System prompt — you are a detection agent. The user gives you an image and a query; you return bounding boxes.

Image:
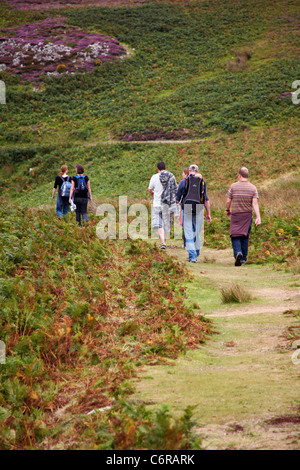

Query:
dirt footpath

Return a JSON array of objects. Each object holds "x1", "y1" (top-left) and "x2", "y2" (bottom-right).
[{"x1": 134, "y1": 245, "x2": 300, "y2": 450}]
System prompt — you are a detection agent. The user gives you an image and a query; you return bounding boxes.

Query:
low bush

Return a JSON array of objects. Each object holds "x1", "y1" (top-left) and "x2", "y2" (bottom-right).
[{"x1": 220, "y1": 283, "x2": 253, "y2": 304}]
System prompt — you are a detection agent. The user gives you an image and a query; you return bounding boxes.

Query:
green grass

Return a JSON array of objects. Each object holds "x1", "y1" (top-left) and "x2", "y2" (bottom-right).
[
  {"x1": 133, "y1": 249, "x2": 300, "y2": 435},
  {"x1": 1, "y1": 123, "x2": 299, "y2": 203},
  {"x1": 205, "y1": 208, "x2": 300, "y2": 271},
  {"x1": 0, "y1": 0, "x2": 299, "y2": 146}
]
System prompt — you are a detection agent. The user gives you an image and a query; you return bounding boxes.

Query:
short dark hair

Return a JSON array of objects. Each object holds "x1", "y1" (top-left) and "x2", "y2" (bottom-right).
[
  {"x1": 238, "y1": 167, "x2": 249, "y2": 178},
  {"x1": 157, "y1": 161, "x2": 166, "y2": 171},
  {"x1": 76, "y1": 164, "x2": 84, "y2": 174}
]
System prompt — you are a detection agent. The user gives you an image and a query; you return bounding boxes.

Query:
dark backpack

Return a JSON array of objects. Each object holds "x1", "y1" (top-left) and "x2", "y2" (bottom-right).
[
  {"x1": 182, "y1": 175, "x2": 205, "y2": 208},
  {"x1": 75, "y1": 175, "x2": 88, "y2": 194},
  {"x1": 59, "y1": 176, "x2": 72, "y2": 198}
]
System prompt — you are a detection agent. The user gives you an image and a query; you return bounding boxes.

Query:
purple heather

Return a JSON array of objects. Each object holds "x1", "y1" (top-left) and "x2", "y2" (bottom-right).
[{"x1": 0, "y1": 17, "x2": 127, "y2": 81}]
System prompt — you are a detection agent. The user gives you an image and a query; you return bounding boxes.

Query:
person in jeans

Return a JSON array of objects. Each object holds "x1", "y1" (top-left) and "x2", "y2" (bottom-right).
[
  {"x1": 177, "y1": 164, "x2": 211, "y2": 263},
  {"x1": 69, "y1": 164, "x2": 92, "y2": 226},
  {"x1": 52, "y1": 165, "x2": 71, "y2": 218},
  {"x1": 177, "y1": 168, "x2": 189, "y2": 247},
  {"x1": 226, "y1": 167, "x2": 261, "y2": 266}
]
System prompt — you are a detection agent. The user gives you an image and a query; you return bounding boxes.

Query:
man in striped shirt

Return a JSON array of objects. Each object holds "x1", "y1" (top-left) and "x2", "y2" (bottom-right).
[{"x1": 226, "y1": 167, "x2": 261, "y2": 266}]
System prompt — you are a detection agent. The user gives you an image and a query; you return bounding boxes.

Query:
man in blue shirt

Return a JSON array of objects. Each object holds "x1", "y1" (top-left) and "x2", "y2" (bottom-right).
[{"x1": 177, "y1": 164, "x2": 211, "y2": 262}]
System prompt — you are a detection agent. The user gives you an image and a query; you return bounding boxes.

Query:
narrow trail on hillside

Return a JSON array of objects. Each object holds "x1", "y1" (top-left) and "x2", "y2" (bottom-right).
[{"x1": 134, "y1": 245, "x2": 300, "y2": 450}]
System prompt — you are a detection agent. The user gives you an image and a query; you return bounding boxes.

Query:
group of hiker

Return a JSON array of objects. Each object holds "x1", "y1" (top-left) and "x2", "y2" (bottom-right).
[
  {"x1": 149, "y1": 161, "x2": 261, "y2": 266},
  {"x1": 53, "y1": 161, "x2": 261, "y2": 266},
  {"x1": 52, "y1": 164, "x2": 92, "y2": 227}
]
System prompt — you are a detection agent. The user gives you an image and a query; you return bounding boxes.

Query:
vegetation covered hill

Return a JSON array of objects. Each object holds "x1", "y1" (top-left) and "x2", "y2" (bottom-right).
[{"x1": 1, "y1": 0, "x2": 299, "y2": 145}]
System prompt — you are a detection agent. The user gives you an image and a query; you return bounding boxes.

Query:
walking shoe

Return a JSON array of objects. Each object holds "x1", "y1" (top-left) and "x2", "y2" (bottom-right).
[
  {"x1": 159, "y1": 243, "x2": 166, "y2": 250},
  {"x1": 235, "y1": 252, "x2": 242, "y2": 266}
]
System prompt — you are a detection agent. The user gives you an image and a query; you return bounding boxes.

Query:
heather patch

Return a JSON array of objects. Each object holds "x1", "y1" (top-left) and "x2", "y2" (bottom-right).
[
  {"x1": 0, "y1": 17, "x2": 127, "y2": 81},
  {"x1": 8, "y1": 0, "x2": 147, "y2": 9},
  {"x1": 119, "y1": 127, "x2": 201, "y2": 142}
]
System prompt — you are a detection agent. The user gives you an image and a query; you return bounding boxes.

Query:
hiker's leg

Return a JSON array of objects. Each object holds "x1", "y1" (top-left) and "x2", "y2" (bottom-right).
[
  {"x1": 81, "y1": 198, "x2": 88, "y2": 224},
  {"x1": 241, "y1": 219, "x2": 252, "y2": 262},
  {"x1": 161, "y1": 204, "x2": 171, "y2": 241},
  {"x1": 152, "y1": 207, "x2": 165, "y2": 244},
  {"x1": 183, "y1": 206, "x2": 197, "y2": 262},
  {"x1": 158, "y1": 227, "x2": 165, "y2": 244},
  {"x1": 194, "y1": 206, "x2": 204, "y2": 258},
  {"x1": 56, "y1": 194, "x2": 63, "y2": 218},
  {"x1": 157, "y1": 211, "x2": 165, "y2": 244},
  {"x1": 181, "y1": 209, "x2": 186, "y2": 247},
  {"x1": 231, "y1": 236, "x2": 242, "y2": 258},
  {"x1": 62, "y1": 197, "x2": 69, "y2": 216},
  {"x1": 74, "y1": 198, "x2": 82, "y2": 226}
]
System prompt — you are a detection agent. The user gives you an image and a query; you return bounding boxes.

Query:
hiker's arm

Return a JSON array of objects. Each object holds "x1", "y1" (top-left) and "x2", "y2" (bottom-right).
[
  {"x1": 176, "y1": 179, "x2": 185, "y2": 203},
  {"x1": 226, "y1": 197, "x2": 232, "y2": 216},
  {"x1": 253, "y1": 198, "x2": 261, "y2": 226},
  {"x1": 149, "y1": 189, "x2": 154, "y2": 196},
  {"x1": 52, "y1": 187, "x2": 56, "y2": 200},
  {"x1": 205, "y1": 200, "x2": 211, "y2": 223},
  {"x1": 69, "y1": 181, "x2": 75, "y2": 203},
  {"x1": 87, "y1": 180, "x2": 92, "y2": 202}
]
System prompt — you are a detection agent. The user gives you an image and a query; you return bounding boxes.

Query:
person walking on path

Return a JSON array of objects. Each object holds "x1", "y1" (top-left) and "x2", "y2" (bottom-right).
[
  {"x1": 69, "y1": 164, "x2": 92, "y2": 226},
  {"x1": 148, "y1": 161, "x2": 177, "y2": 249},
  {"x1": 52, "y1": 165, "x2": 72, "y2": 219},
  {"x1": 177, "y1": 168, "x2": 189, "y2": 248},
  {"x1": 177, "y1": 164, "x2": 211, "y2": 263},
  {"x1": 226, "y1": 166, "x2": 261, "y2": 266}
]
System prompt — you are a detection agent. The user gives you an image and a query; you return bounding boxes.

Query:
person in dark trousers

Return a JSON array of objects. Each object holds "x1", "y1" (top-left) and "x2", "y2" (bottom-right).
[
  {"x1": 69, "y1": 164, "x2": 92, "y2": 226},
  {"x1": 226, "y1": 167, "x2": 261, "y2": 266},
  {"x1": 52, "y1": 165, "x2": 71, "y2": 218}
]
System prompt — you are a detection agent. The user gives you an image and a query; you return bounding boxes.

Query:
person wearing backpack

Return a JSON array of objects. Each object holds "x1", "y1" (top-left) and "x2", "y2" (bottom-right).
[
  {"x1": 52, "y1": 165, "x2": 72, "y2": 218},
  {"x1": 69, "y1": 164, "x2": 92, "y2": 226},
  {"x1": 177, "y1": 164, "x2": 211, "y2": 263}
]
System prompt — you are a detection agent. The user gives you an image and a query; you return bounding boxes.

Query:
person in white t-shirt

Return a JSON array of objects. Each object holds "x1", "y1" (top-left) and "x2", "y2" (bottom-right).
[{"x1": 148, "y1": 161, "x2": 174, "y2": 249}]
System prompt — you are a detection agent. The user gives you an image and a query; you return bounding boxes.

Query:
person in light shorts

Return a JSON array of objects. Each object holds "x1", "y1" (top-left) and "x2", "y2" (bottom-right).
[{"x1": 149, "y1": 161, "x2": 177, "y2": 249}]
